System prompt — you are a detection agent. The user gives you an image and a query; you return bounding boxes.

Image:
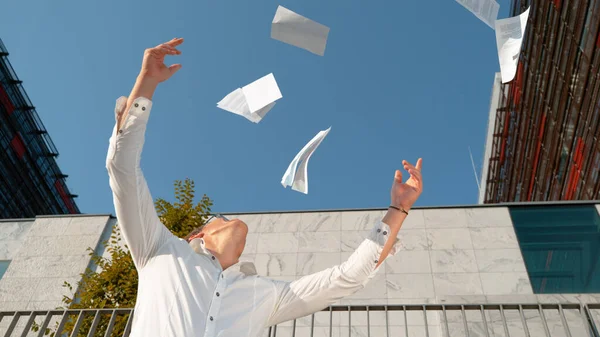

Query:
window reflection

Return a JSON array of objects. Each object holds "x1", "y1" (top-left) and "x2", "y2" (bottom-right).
[{"x1": 510, "y1": 205, "x2": 600, "y2": 293}]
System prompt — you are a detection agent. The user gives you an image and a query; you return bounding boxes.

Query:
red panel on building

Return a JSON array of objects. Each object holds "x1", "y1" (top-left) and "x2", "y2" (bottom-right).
[
  {"x1": 54, "y1": 179, "x2": 77, "y2": 214},
  {"x1": 554, "y1": 0, "x2": 562, "y2": 9},
  {"x1": 0, "y1": 83, "x2": 15, "y2": 115},
  {"x1": 513, "y1": 63, "x2": 524, "y2": 107},
  {"x1": 10, "y1": 133, "x2": 26, "y2": 159},
  {"x1": 564, "y1": 138, "x2": 585, "y2": 200},
  {"x1": 527, "y1": 114, "x2": 546, "y2": 201},
  {"x1": 571, "y1": 138, "x2": 585, "y2": 198}
]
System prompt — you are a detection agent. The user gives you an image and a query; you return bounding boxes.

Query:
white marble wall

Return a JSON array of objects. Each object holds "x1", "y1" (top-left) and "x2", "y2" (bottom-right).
[
  {"x1": 0, "y1": 220, "x2": 34, "y2": 260},
  {"x1": 232, "y1": 207, "x2": 534, "y2": 305},
  {"x1": 233, "y1": 207, "x2": 537, "y2": 337},
  {"x1": 0, "y1": 216, "x2": 112, "y2": 310}
]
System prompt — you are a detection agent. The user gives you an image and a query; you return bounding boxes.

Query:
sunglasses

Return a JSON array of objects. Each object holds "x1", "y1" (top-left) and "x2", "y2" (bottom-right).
[
  {"x1": 186, "y1": 214, "x2": 231, "y2": 243},
  {"x1": 204, "y1": 213, "x2": 230, "y2": 224}
]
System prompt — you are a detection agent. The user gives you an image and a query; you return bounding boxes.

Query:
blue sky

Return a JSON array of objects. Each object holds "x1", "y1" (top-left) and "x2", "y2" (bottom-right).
[{"x1": 0, "y1": 0, "x2": 510, "y2": 214}]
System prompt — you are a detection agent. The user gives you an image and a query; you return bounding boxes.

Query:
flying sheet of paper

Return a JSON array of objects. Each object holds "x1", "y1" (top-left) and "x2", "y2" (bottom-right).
[
  {"x1": 281, "y1": 127, "x2": 331, "y2": 194},
  {"x1": 271, "y1": 5, "x2": 330, "y2": 56},
  {"x1": 495, "y1": 7, "x2": 530, "y2": 83},
  {"x1": 217, "y1": 73, "x2": 282, "y2": 123},
  {"x1": 456, "y1": 0, "x2": 500, "y2": 29}
]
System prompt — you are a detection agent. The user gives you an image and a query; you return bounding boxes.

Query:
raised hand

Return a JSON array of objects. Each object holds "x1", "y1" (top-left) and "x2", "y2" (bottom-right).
[
  {"x1": 140, "y1": 38, "x2": 184, "y2": 83},
  {"x1": 117, "y1": 38, "x2": 184, "y2": 131},
  {"x1": 390, "y1": 158, "x2": 423, "y2": 210}
]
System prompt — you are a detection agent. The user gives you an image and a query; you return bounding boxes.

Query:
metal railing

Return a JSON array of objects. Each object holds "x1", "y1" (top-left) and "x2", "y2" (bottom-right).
[{"x1": 1, "y1": 303, "x2": 599, "y2": 337}]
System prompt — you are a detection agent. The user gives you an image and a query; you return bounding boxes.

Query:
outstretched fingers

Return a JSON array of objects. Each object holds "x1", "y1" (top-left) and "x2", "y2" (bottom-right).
[
  {"x1": 149, "y1": 38, "x2": 184, "y2": 57},
  {"x1": 409, "y1": 168, "x2": 422, "y2": 183},
  {"x1": 403, "y1": 159, "x2": 423, "y2": 173},
  {"x1": 402, "y1": 160, "x2": 416, "y2": 172},
  {"x1": 394, "y1": 169, "x2": 403, "y2": 182},
  {"x1": 168, "y1": 63, "x2": 182, "y2": 74},
  {"x1": 403, "y1": 159, "x2": 423, "y2": 186},
  {"x1": 165, "y1": 37, "x2": 184, "y2": 47},
  {"x1": 156, "y1": 44, "x2": 181, "y2": 55}
]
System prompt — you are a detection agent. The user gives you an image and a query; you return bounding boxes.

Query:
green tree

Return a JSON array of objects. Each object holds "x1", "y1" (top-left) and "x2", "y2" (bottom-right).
[{"x1": 32, "y1": 178, "x2": 213, "y2": 337}]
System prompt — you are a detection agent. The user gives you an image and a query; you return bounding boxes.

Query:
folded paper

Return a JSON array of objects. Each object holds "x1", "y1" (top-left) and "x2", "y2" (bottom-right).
[
  {"x1": 271, "y1": 6, "x2": 330, "y2": 56},
  {"x1": 281, "y1": 127, "x2": 331, "y2": 194},
  {"x1": 217, "y1": 73, "x2": 282, "y2": 123}
]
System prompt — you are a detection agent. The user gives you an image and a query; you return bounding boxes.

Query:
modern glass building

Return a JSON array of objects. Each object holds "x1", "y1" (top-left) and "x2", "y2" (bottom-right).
[
  {"x1": 480, "y1": 0, "x2": 600, "y2": 203},
  {"x1": 0, "y1": 38, "x2": 79, "y2": 218}
]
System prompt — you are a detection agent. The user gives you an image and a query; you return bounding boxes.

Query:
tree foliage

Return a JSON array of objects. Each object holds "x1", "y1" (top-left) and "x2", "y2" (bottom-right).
[{"x1": 32, "y1": 178, "x2": 213, "y2": 336}]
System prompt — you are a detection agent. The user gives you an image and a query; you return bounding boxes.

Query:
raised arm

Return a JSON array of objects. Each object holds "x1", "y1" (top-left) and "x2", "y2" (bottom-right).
[
  {"x1": 267, "y1": 159, "x2": 423, "y2": 326},
  {"x1": 105, "y1": 38, "x2": 184, "y2": 269}
]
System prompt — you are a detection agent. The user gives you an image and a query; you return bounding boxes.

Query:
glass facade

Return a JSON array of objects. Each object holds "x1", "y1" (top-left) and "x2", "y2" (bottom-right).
[
  {"x1": 0, "y1": 39, "x2": 79, "y2": 218},
  {"x1": 510, "y1": 204, "x2": 600, "y2": 293},
  {"x1": 483, "y1": 0, "x2": 600, "y2": 203}
]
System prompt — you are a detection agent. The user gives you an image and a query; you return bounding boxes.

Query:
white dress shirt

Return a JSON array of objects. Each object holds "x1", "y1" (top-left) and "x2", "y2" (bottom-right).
[{"x1": 105, "y1": 96, "x2": 400, "y2": 337}]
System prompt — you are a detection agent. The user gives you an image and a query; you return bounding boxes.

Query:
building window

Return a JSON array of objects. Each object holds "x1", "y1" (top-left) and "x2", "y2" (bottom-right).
[
  {"x1": 509, "y1": 205, "x2": 600, "y2": 293},
  {"x1": 0, "y1": 83, "x2": 15, "y2": 115},
  {"x1": 10, "y1": 133, "x2": 26, "y2": 159},
  {"x1": 0, "y1": 260, "x2": 10, "y2": 279},
  {"x1": 54, "y1": 179, "x2": 76, "y2": 214}
]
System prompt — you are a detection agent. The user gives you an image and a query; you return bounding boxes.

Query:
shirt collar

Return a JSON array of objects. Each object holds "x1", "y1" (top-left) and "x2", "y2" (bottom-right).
[{"x1": 189, "y1": 238, "x2": 257, "y2": 276}]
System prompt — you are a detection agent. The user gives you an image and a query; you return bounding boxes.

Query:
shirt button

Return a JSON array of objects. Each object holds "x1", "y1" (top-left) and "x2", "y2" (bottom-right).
[
  {"x1": 212, "y1": 256, "x2": 216, "y2": 260},
  {"x1": 383, "y1": 231, "x2": 388, "y2": 235},
  {"x1": 142, "y1": 106, "x2": 146, "y2": 111},
  {"x1": 118, "y1": 130, "x2": 123, "y2": 134},
  {"x1": 216, "y1": 292, "x2": 220, "y2": 297},
  {"x1": 210, "y1": 316, "x2": 214, "y2": 321},
  {"x1": 221, "y1": 274, "x2": 224, "y2": 279},
  {"x1": 134, "y1": 103, "x2": 139, "y2": 108},
  {"x1": 376, "y1": 229, "x2": 381, "y2": 233},
  {"x1": 374, "y1": 260, "x2": 378, "y2": 264}
]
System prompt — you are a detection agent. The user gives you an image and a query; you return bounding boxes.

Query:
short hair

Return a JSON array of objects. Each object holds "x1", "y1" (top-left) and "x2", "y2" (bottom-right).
[{"x1": 184, "y1": 226, "x2": 203, "y2": 242}]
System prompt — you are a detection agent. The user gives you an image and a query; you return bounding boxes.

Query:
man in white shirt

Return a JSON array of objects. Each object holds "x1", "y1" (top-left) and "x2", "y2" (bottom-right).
[{"x1": 106, "y1": 38, "x2": 424, "y2": 337}]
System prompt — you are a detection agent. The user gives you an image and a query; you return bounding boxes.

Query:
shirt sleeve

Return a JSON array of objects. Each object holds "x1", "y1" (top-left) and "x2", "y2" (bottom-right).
[
  {"x1": 266, "y1": 221, "x2": 399, "y2": 326},
  {"x1": 105, "y1": 96, "x2": 173, "y2": 270}
]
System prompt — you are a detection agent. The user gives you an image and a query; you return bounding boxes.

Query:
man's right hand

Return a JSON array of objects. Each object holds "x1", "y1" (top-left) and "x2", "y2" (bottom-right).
[
  {"x1": 139, "y1": 38, "x2": 183, "y2": 83},
  {"x1": 118, "y1": 38, "x2": 183, "y2": 130}
]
